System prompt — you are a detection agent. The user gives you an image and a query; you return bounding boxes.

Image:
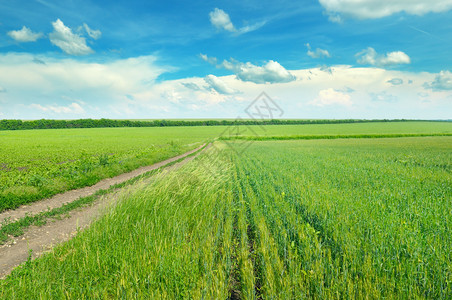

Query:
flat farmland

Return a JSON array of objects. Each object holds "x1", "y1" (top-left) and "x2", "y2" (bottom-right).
[
  {"x1": 2, "y1": 122, "x2": 450, "y2": 212},
  {"x1": 1, "y1": 126, "x2": 450, "y2": 298},
  {"x1": 0, "y1": 126, "x2": 221, "y2": 211}
]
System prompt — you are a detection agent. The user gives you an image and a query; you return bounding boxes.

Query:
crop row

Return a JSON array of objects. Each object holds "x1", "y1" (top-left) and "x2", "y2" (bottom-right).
[{"x1": 1, "y1": 137, "x2": 450, "y2": 298}]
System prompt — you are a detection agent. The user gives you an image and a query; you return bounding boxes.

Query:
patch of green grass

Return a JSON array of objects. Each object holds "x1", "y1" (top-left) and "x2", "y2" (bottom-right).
[
  {"x1": 0, "y1": 127, "x2": 217, "y2": 211},
  {"x1": 1, "y1": 122, "x2": 450, "y2": 212},
  {"x1": 220, "y1": 132, "x2": 452, "y2": 141},
  {"x1": 0, "y1": 143, "x2": 208, "y2": 245},
  {"x1": 1, "y1": 137, "x2": 450, "y2": 298}
]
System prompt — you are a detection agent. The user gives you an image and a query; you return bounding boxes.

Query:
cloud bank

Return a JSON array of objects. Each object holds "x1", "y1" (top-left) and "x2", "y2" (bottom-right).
[
  {"x1": 423, "y1": 70, "x2": 452, "y2": 91},
  {"x1": 0, "y1": 53, "x2": 450, "y2": 119},
  {"x1": 319, "y1": 0, "x2": 452, "y2": 22},
  {"x1": 310, "y1": 88, "x2": 352, "y2": 106},
  {"x1": 30, "y1": 102, "x2": 85, "y2": 114}
]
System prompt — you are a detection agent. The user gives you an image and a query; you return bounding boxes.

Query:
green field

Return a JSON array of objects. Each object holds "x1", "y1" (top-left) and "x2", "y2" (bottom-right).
[
  {"x1": 0, "y1": 127, "x2": 221, "y2": 211},
  {"x1": 1, "y1": 122, "x2": 450, "y2": 298},
  {"x1": 2, "y1": 122, "x2": 450, "y2": 212}
]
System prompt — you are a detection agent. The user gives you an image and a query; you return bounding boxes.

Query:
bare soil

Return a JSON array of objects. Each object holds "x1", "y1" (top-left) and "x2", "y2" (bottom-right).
[{"x1": 0, "y1": 143, "x2": 208, "y2": 278}]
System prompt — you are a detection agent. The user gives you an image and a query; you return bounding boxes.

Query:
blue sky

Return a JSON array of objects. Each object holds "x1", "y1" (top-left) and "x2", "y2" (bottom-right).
[{"x1": 0, "y1": 0, "x2": 451, "y2": 119}]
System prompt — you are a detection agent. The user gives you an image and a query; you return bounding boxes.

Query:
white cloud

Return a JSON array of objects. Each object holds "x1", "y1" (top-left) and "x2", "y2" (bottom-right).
[
  {"x1": 181, "y1": 82, "x2": 201, "y2": 91},
  {"x1": 319, "y1": 0, "x2": 452, "y2": 22},
  {"x1": 29, "y1": 102, "x2": 85, "y2": 114},
  {"x1": 49, "y1": 19, "x2": 93, "y2": 55},
  {"x1": 204, "y1": 74, "x2": 239, "y2": 95},
  {"x1": 82, "y1": 23, "x2": 101, "y2": 40},
  {"x1": 0, "y1": 53, "x2": 450, "y2": 119},
  {"x1": 220, "y1": 58, "x2": 296, "y2": 84},
  {"x1": 209, "y1": 8, "x2": 236, "y2": 32},
  {"x1": 370, "y1": 91, "x2": 398, "y2": 102},
  {"x1": 7, "y1": 26, "x2": 43, "y2": 42},
  {"x1": 309, "y1": 88, "x2": 352, "y2": 106},
  {"x1": 387, "y1": 78, "x2": 404, "y2": 85},
  {"x1": 161, "y1": 90, "x2": 183, "y2": 104},
  {"x1": 380, "y1": 51, "x2": 411, "y2": 66},
  {"x1": 306, "y1": 43, "x2": 331, "y2": 58},
  {"x1": 0, "y1": 53, "x2": 168, "y2": 118},
  {"x1": 0, "y1": 87, "x2": 6, "y2": 93},
  {"x1": 200, "y1": 53, "x2": 217, "y2": 64},
  {"x1": 356, "y1": 47, "x2": 410, "y2": 67},
  {"x1": 209, "y1": 8, "x2": 265, "y2": 34},
  {"x1": 423, "y1": 70, "x2": 452, "y2": 91},
  {"x1": 238, "y1": 21, "x2": 266, "y2": 34}
]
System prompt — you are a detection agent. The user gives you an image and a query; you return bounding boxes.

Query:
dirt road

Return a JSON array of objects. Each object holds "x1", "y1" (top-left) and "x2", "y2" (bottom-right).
[{"x1": 0, "y1": 143, "x2": 209, "y2": 278}]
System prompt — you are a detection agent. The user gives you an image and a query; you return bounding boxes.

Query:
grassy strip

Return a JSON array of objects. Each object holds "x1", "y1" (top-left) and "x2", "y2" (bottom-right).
[
  {"x1": 219, "y1": 132, "x2": 452, "y2": 141},
  {"x1": 0, "y1": 143, "x2": 208, "y2": 245},
  {"x1": 1, "y1": 144, "x2": 234, "y2": 298}
]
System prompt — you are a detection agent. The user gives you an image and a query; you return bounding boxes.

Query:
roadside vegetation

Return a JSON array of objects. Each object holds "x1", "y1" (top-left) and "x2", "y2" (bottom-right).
[{"x1": 2, "y1": 136, "x2": 450, "y2": 299}]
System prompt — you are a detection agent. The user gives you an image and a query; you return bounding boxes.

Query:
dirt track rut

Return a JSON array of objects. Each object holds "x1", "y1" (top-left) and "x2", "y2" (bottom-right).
[
  {"x1": 0, "y1": 143, "x2": 208, "y2": 278},
  {"x1": 0, "y1": 143, "x2": 205, "y2": 226}
]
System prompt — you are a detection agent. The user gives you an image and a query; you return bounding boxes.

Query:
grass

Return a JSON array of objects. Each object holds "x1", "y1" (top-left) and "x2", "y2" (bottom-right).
[
  {"x1": 0, "y1": 143, "x2": 208, "y2": 245},
  {"x1": 219, "y1": 132, "x2": 452, "y2": 141},
  {"x1": 1, "y1": 136, "x2": 450, "y2": 298},
  {"x1": 3, "y1": 121, "x2": 449, "y2": 212},
  {"x1": 0, "y1": 126, "x2": 219, "y2": 212}
]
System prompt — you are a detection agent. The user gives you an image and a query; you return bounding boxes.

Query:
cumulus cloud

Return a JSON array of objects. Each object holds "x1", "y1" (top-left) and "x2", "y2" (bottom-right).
[
  {"x1": 423, "y1": 70, "x2": 452, "y2": 91},
  {"x1": 7, "y1": 26, "x2": 43, "y2": 42},
  {"x1": 309, "y1": 88, "x2": 352, "y2": 107},
  {"x1": 387, "y1": 78, "x2": 404, "y2": 85},
  {"x1": 306, "y1": 43, "x2": 331, "y2": 58},
  {"x1": 356, "y1": 47, "x2": 410, "y2": 67},
  {"x1": 204, "y1": 74, "x2": 239, "y2": 95},
  {"x1": 209, "y1": 8, "x2": 265, "y2": 34},
  {"x1": 319, "y1": 0, "x2": 452, "y2": 22},
  {"x1": 82, "y1": 23, "x2": 101, "y2": 40},
  {"x1": 49, "y1": 19, "x2": 93, "y2": 55},
  {"x1": 29, "y1": 102, "x2": 85, "y2": 114},
  {"x1": 219, "y1": 58, "x2": 295, "y2": 84},
  {"x1": 209, "y1": 8, "x2": 236, "y2": 32}
]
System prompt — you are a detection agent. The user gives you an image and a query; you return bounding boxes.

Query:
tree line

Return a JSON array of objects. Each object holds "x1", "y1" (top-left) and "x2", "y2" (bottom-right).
[{"x1": 0, "y1": 118, "x2": 438, "y2": 131}]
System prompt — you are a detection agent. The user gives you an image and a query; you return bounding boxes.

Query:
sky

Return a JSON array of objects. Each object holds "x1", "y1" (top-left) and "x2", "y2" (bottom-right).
[{"x1": 0, "y1": 0, "x2": 451, "y2": 120}]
